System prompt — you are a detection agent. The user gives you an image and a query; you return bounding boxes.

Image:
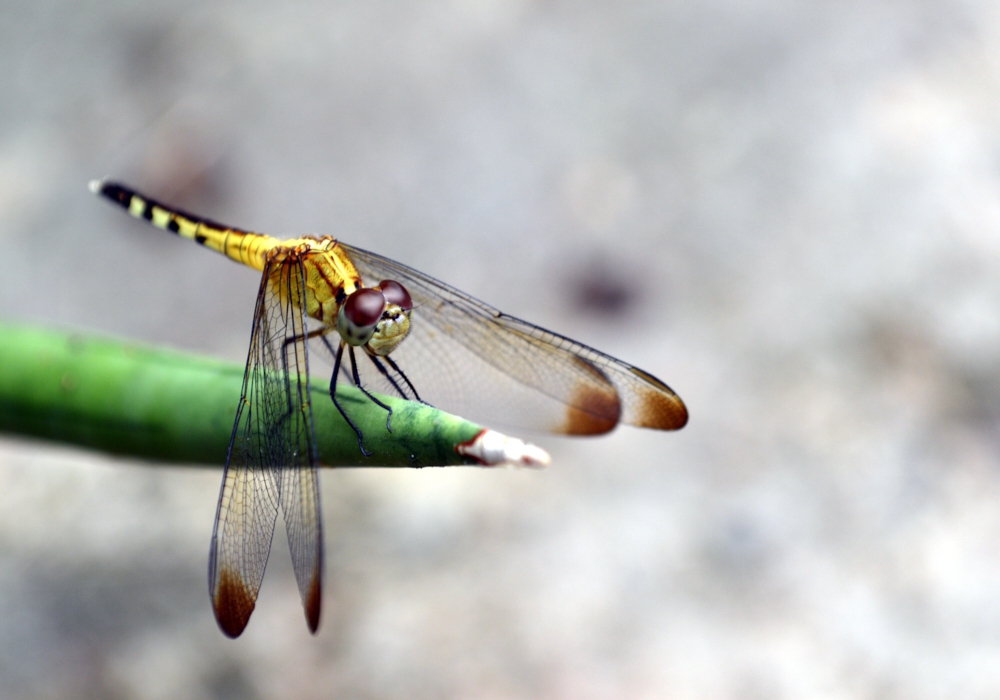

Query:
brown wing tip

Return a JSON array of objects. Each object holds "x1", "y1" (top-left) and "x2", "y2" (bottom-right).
[
  {"x1": 559, "y1": 358, "x2": 622, "y2": 435},
  {"x1": 561, "y1": 395, "x2": 621, "y2": 434},
  {"x1": 630, "y1": 367, "x2": 688, "y2": 430},
  {"x1": 304, "y1": 570, "x2": 322, "y2": 634},
  {"x1": 213, "y1": 567, "x2": 257, "y2": 638},
  {"x1": 638, "y1": 391, "x2": 688, "y2": 429}
]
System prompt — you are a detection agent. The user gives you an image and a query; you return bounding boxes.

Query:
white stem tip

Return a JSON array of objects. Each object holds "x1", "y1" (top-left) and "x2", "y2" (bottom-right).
[{"x1": 456, "y1": 429, "x2": 550, "y2": 469}]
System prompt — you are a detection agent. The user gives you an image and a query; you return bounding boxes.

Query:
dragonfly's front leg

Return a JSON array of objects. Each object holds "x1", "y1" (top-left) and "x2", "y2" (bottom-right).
[
  {"x1": 348, "y1": 346, "x2": 394, "y2": 433},
  {"x1": 366, "y1": 354, "x2": 414, "y2": 403},
  {"x1": 328, "y1": 341, "x2": 373, "y2": 457},
  {"x1": 381, "y1": 354, "x2": 427, "y2": 405}
]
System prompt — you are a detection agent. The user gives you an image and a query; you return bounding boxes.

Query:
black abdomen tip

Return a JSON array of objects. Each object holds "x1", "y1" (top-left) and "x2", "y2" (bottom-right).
[{"x1": 90, "y1": 180, "x2": 134, "y2": 208}]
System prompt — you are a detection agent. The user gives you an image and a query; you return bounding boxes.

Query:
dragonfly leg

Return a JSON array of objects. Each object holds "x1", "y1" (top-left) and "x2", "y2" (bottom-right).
[
  {"x1": 319, "y1": 335, "x2": 352, "y2": 384},
  {"x1": 366, "y1": 354, "x2": 413, "y2": 402},
  {"x1": 330, "y1": 342, "x2": 372, "y2": 457},
  {"x1": 349, "y1": 346, "x2": 394, "y2": 433},
  {"x1": 383, "y1": 354, "x2": 428, "y2": 405}
]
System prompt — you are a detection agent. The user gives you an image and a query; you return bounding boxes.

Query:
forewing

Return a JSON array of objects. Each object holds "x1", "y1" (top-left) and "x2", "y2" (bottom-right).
[
  {"x1": 337, "y1": 242, "x2": 687, "y2": 435},
  {"x1": 208, "y1": 255, "x2": 323, "y2": 638}
]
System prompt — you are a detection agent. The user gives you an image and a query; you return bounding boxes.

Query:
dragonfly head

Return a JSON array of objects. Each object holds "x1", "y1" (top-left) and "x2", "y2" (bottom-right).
[
  {"x1": 337, "y1": 280, "x2": 412, "y2": 355},
  {"x1": 367, "y1": 280, "x2": 412, "y2": 356}
]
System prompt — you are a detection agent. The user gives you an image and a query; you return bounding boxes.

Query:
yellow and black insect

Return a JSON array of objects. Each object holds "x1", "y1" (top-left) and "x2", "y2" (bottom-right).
[{"x1": 92, "y1": 179, "x2": 687, "y2": 638}]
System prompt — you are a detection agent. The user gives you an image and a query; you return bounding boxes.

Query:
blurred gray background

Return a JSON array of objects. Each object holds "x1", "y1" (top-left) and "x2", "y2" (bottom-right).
[{"x1": 2, "y1": 0, "x2": 1000, "y2": 697}]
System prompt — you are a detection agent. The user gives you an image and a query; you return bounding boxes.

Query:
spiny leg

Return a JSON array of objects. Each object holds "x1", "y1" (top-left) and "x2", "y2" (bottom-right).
[
  {"x1": 282, "y1": 326, "x2": 330, "y2": 360},
  {"x1": 329, "y1": 342, "x2": 372, "y2": 457},
  {"x1": 383, "y1": 354, "x2": 426, "y2": 404},
  {"x1": 349, "y1": 346, "x2": 394, "y2": 433},
  {"x1": 366, "y1": 354, "x2": 412, "y2": 401}
]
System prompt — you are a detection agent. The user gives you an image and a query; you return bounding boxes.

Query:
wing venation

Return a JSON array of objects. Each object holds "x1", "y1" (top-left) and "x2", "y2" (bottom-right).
[
  {"x1": 208, "y1": 253, "x2": 324, "y2": 638},
  {"x1": 337, "y1": 242, "x2": 687, "y2": 434}
]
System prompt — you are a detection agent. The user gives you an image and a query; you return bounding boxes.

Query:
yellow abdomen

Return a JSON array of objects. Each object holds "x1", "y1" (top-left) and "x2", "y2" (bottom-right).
[{"x1": 91, "y1": 180, "x2": 363, "y2": 325}]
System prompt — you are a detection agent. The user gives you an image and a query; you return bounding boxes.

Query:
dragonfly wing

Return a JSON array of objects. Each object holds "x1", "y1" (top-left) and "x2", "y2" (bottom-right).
[
  {"x1": 276, "y1": 457, "x2": 323, "y2": 633},
  {"x1": 209, "y1": 255, "x2": 323, "y2": 638},
  {"x1": 271, "y1": 255, "x2": 323, "y2": 635},
  {"x1": 338, "y1": 243, "x2": 687, "y2": 435},
  {"x1": 208, "y1": 456, "x2": 279, "y2": 638}
]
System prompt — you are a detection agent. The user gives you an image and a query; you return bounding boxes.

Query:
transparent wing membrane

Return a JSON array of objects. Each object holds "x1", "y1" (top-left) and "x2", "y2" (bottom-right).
[
  {"x1": 335, "y1": 243, "x2": 688, "y2": 435},
  {"x1": 209, "y1": 255, "x2": 323, "y2": 638}
]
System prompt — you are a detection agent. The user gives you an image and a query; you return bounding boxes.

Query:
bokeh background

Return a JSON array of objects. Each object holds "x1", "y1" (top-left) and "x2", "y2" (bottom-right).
[{"x1": 3, "y1": 0, "x2": 1000, "y2": 697}]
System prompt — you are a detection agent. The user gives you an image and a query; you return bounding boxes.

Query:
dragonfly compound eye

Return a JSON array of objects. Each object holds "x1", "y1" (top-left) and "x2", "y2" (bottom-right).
[
  {"x1": 378, "y1": 280, "x2": 412, "y2": 311},
  {"x1": 338, "y1": 288, "x2": 387, "y2": 346}
]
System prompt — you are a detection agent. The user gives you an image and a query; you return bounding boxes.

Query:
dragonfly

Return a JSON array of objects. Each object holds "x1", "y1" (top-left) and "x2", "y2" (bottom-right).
[{"x1": 91, "y1": 179, "x2": 687, "y2": 638}]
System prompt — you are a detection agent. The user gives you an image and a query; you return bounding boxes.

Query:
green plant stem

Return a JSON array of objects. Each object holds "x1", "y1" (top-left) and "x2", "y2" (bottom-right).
[{"x1": 0, "y1": 324, "x2": 485, "y2": 467}]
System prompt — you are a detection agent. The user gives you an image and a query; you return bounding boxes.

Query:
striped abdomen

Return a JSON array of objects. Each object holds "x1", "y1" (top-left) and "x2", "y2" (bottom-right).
[
  {"x1": 91, "y1": 180, "x2": 365, "y2": 326},
  {"x1": 90, "y1": 180, "x2": 279, "y2": 271}
]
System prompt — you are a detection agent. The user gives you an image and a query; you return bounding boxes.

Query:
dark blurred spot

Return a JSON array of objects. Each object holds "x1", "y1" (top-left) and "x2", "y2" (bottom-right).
[
  {"x1": 140, "y1": 129, "x2": 230, "y2": 216},
  {"x1": 863, "y1": 317, "x2": 933, "y2": 373},
  {"x1": 566, "y1": 256, "x2": 642, "y2": 318},
  {"x1": 577, "y1": 275, "x2": 634, "y2": 314}
]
